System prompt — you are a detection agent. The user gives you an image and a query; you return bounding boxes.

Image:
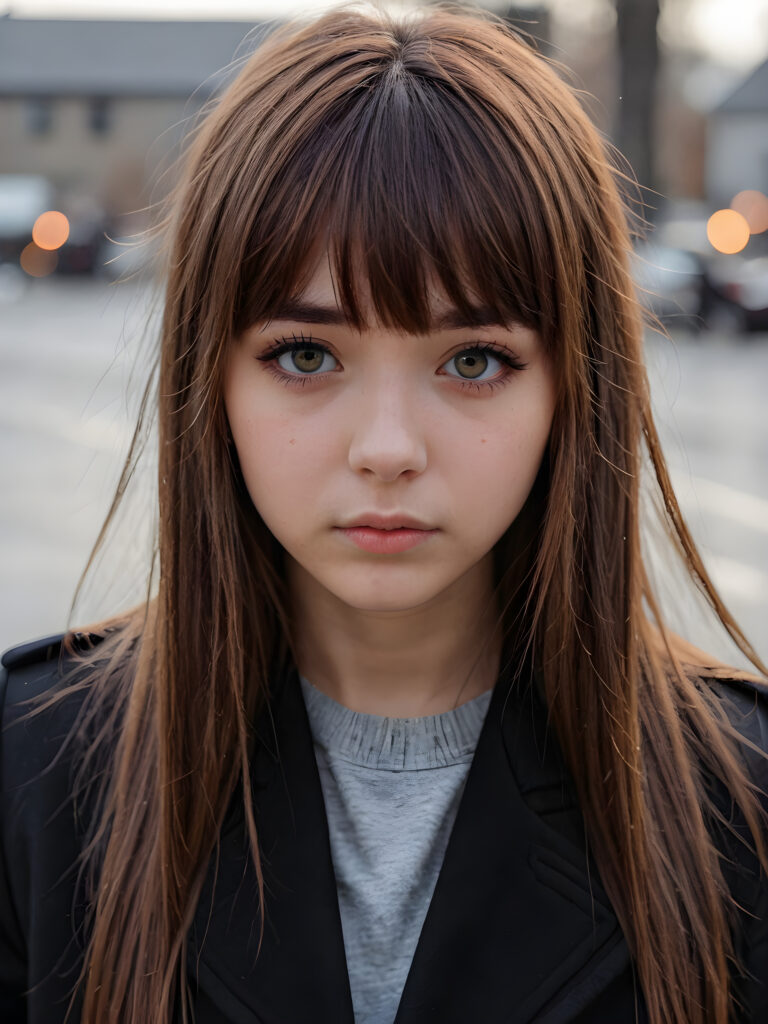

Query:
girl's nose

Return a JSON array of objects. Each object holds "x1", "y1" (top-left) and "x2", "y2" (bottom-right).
[{"x1": 347, "y1": 377, "x2": 428, "y2": 482}]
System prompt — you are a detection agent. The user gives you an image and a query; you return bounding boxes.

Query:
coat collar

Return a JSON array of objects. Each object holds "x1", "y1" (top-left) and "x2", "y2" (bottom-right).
[{"x1": 187, "y1": 657, "x2": 635, "y2": 1023}]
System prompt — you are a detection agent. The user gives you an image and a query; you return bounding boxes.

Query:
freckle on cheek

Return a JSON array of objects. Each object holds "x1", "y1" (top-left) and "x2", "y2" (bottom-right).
[
  {"x1": 480, "y1": 438, "x2": 487, "y2": 444},
  {"x1": 289, "y1": 438, "x2": 296, "y2": 446}
]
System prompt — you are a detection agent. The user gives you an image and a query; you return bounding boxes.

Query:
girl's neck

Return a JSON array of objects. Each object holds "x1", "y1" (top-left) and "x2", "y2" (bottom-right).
[{"x1": 286, "y1": 552, "x2": 503, "y2": 718}]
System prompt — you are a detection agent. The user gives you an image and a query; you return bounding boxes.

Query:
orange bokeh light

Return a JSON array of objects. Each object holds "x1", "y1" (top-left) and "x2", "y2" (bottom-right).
[
  {"x1": 20, "y1": 242, "x2": 58, "y2": 277},
  {"x1": 31, "y1": 210, "x2": 70, "y2": 251},
  {"x1": 730, "y1": 190, "x2": 768, "y2": 235},
  {"x1": 706, "y1": 209, "x2": 750, "y2": 254}
]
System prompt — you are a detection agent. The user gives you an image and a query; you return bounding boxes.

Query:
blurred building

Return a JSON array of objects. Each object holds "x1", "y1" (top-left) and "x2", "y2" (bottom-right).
[
  {"x1": 707, "y1": 58, "x2": 768, "y2": 206},
  {"x1": 0, "y1": 10, "x2": 551, "y2": 246},
  {"x1": 0, "y1": 17, "x2": 270, "y2": 227}
]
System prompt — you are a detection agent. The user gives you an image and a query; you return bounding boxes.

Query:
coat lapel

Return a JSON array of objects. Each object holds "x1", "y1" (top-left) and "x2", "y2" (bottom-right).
[
  {"x1": 188, "y1": 657, "x2": 355, "y2": 1024},
  {"x1": 393, "y1": 659, "x2": 634, "y2": 1023},
  {"x1": 188, "y1": 657, "x2": 638, "y2": 1023}
]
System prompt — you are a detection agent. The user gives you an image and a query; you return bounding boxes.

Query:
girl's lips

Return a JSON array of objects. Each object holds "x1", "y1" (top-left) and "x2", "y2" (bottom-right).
[{"x1": 335, "y1": 526, "x2": 438, "y2": 554}]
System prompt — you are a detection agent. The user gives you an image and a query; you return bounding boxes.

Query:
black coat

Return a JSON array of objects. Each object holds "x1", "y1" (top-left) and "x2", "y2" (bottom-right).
[{"x1": 2, "y1": 632, "x2": 768, "y2": 1023}]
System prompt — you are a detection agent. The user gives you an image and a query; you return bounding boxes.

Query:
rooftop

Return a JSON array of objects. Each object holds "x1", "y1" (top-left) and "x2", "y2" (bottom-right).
[{"x1": 0, "y1": 16, "x2": 275, "y2": 97}]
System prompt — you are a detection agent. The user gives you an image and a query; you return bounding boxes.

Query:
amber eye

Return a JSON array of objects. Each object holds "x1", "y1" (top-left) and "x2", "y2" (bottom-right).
[{"x1": 453, "y1": 350, "x2": 488, "y2": 379}]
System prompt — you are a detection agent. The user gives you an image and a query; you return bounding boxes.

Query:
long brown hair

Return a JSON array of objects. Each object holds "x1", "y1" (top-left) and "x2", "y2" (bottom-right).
[{"x1": 17, "y1": 3, "x2": 768, "y2": 1021}]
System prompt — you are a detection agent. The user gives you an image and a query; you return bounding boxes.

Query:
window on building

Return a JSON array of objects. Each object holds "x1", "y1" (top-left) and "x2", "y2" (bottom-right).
[
  {"x1": 25, "y1": 98, "x2": 53, "y2": 136},
  {"x1": 89, "y1": 97, "x2": 112, "y2": 137}
]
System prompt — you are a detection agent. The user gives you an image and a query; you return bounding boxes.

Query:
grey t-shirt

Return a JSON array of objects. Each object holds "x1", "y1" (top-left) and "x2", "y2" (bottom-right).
[{"x1": 299, "y1": 675, "x2": 493, "y2": 1024}]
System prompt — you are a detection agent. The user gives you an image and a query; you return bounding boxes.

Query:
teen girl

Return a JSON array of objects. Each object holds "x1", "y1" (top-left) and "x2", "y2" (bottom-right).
[{"x1": 2, "y1": 4, "x2": 767, "y2": 1023}]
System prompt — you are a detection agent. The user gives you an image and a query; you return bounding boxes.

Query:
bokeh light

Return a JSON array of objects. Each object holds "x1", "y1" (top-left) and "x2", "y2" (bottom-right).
[
  {"x1": 730, "y1": 190, "x2": 768, "y2": 235},
  {"x1": 31, "y1": 210, "x2": 70, "y2": 251},
  {"x1": 20, "y1": 242, "x2": 58, "y2": 277},
  {"x1": 706, "y1": 209, "x2": 750, "y2": 254}
]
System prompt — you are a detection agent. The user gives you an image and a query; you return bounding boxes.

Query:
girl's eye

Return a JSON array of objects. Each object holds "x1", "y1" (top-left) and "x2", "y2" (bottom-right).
[
  {"x1": 274, "y1": 342, "x2": 337, "y2": 376},
  {"x1": 255, "y1": 335, "x2": 339, "y2": 387},
  {"x1": 257, "y1": 334, "x2": 526, "y2": 392},
  {"x1": 440, "y1": 347, "x2": 526, "y2": 390}
]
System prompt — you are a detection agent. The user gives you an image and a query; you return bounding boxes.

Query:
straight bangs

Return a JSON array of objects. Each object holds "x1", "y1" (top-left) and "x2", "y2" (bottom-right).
[{"x1": 229, "y1": 14, "x2": 576, "y2": 346}]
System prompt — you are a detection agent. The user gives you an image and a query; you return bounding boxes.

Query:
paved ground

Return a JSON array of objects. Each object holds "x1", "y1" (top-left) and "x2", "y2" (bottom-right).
[
  {"x1": 644, "y1": 332, "x2": 768, "y2": 667},
  {"x1": 1, "y1": 278, "x2": 766, "y2": 667}
]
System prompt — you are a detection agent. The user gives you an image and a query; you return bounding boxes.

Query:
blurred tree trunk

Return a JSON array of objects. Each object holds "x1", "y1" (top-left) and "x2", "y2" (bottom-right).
[{"x1": 615, "y1": 0, "x2": 660, "y2": 196}]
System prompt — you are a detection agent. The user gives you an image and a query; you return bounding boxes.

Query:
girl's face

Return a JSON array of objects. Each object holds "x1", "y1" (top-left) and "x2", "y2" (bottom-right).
[{"x1": 224, "y1": 254, "x2": 557, "y2": 615}]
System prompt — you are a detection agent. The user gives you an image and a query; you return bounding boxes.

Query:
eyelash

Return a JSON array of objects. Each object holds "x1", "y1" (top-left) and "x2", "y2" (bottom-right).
[{"x1": 255, "y1": 332, "x2": 528, "y2": 393}]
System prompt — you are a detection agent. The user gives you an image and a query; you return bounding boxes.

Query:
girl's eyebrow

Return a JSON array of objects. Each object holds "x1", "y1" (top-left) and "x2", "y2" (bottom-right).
[{"x1": 268, "y1": 300, "x2": 521, "y2": 331}]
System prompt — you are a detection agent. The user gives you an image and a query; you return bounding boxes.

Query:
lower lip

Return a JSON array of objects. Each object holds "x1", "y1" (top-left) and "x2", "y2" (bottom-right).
[{"x1": 336, "y1": 527, "x2": 438, "y2": 553}]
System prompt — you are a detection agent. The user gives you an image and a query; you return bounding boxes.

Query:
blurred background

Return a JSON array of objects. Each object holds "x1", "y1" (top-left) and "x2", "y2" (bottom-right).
[{"x1": 0, "y1": 0, "x2": 766, "y2": 664}]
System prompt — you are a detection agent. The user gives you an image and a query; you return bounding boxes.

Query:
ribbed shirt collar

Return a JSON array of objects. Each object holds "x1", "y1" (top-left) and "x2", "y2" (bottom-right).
[{"x1": 298, "y1": 675, "x2": 493, "y2": 771}]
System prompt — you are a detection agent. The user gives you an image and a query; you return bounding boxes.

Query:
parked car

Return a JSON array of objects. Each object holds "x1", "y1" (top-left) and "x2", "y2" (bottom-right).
[
  {"x1": 0, "y1": 174, "x2": 54, "y2": 265},
  {"x1": 55, "y1": 199, "x2": 107, "y2": 276},
  {"x1": 0, "y1": 174, "x2": 106, "y2": 276},
  {"x1": 631, "y1": 241, "x2": 706, "y2": 331},
  {"x1": 705, "y1": 256, "x2": 768, "y2": 333}
]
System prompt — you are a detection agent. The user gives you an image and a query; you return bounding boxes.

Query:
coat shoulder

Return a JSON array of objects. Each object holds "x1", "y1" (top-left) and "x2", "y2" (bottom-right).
[
  {"x1": 694, "y1": 671, "x2": 768, "y2": 1020},
  {"x1": 1, "y1": 630, "x2": 107, "y2": 778},
  {"x1": 1, "y1": 628, "x2": 106, "y2": 682},
  {"x1": 1, "y1": 629, "x2": 112, "y2": 829},
  {"x1": 698, "y1": 670, "x2": 768, "y2": 775},
  {"x1": 0, "y1": 630, "x2": 111, "y2": 1013}
]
